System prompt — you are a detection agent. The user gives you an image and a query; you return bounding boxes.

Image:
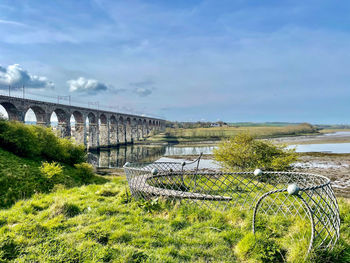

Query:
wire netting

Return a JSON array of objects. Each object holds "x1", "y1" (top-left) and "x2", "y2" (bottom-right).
[{"x1": 123, "y1": 157, "x2": 340, "y2": 254}]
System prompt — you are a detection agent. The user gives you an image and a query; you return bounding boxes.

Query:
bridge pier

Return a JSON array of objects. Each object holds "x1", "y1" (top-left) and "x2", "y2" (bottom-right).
[
  {"x1": 126, "y1": 118, "x2": 132, "y2": 144},
  {"x1": 99, "y1": 123, "x2": 109, "y2": 148},
  {"x1": 74, "y1": 122, "x2": 85, "y2": 145},
  {"x1": 118, "y1": 118, "x2": 126, "y2": 144},
  {"x1": 58, "y1": 122, "x2": 71, "y2": 137},
  {"x1": 99, "y1": 114, "x2": 109, "y2": 148},
  {"x1": 88, "y1": 123, "x2": 99, "y2": 149},
  {"x1": 109, "y1": 117, "x2": 118, "y2": 146}
]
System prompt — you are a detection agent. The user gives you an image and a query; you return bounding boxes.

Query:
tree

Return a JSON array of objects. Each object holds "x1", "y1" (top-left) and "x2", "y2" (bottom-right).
[{"x1": 213, "y1": 133, "x2": 298, "y2": 171}]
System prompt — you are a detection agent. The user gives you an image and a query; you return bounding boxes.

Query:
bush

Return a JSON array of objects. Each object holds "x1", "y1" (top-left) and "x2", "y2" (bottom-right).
[
  {"x1": 40, "y1": 162, "x2": 63, "y2": 179},
  {"x1": 0, "y1": 120, "x2": 86, "y2": 165},
  {"x1": 74, "y1": 163, "x2": 95, "y2": 182},
  {"x1": 213, "y1": 133, "x2": 298, "y2": 171}
]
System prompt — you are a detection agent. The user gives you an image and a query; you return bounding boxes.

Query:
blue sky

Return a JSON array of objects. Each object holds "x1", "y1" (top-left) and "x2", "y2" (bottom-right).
[{"x1": 0, "y1": 0, "x2": 349, "y2": 123}]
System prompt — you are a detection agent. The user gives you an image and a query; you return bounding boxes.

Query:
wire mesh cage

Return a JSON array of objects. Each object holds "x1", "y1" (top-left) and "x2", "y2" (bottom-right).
[{"x1": 123, "y1": 156, "x2": 340, "y2": 255}]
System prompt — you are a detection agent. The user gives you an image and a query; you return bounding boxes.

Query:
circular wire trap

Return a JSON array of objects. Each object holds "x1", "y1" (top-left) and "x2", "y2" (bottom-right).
[{"x1": 123, "y1": 156, "x2": 340, "y2": 256}]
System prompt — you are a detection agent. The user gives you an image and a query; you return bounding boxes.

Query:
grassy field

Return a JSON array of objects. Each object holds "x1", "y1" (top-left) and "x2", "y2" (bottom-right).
[
  {"x1": 1, "y1": 147, "x2": 350, "y2": 262},
  {"x1": 147, "y1": 124, "x2": 318, "y2": 143}
]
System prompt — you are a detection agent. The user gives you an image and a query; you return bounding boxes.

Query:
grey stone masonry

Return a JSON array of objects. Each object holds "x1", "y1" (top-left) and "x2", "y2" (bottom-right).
[{"x1": 0, "y1": 95, "x2": 166, "y2": 149}]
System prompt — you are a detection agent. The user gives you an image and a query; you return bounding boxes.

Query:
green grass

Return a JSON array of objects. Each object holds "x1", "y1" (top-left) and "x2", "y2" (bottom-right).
[
  {"x1": 148, "y1": 124, "x2": 318, "y2": 143},
  {"x1": 0, "y1": 175, "x2": 350, "y2": 262},
  {"x1": 1, "y1": 147, "x2": 350, "y2": 262},
  {"x1": 0, "y1": 147, "x2": 107, "y2": 209}
]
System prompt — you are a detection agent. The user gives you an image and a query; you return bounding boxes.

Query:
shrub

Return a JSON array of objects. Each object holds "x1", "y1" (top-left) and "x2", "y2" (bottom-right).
[
  {"x1": 74, "y1": 163, "x2": 95, "y2": 182},
  {"x1": 0, "y1": 119, "x2": 86, "y2": 165},
  {"x1": 213, "y1": 133, "x2": 298, "y2": 171},
  {"x1": 40, "y1": 162, "x2": 63, "y2": 179}
]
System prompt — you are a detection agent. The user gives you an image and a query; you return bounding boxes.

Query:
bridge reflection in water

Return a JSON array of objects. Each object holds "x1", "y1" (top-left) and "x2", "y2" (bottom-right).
[{"x1": 88, "y1": 145, "x2": 167, "y2": 168}]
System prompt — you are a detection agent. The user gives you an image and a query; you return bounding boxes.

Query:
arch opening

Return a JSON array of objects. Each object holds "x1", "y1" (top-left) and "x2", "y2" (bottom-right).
[
  {"x1": 0, "y1": 102, "x2": 20, "y2": 121},
  {"x1": 24, "y1": 108, "x2": 38, "y2": 125},
  {"x1": 0, "y1": 104, "x2": 9, "y2": 120}
]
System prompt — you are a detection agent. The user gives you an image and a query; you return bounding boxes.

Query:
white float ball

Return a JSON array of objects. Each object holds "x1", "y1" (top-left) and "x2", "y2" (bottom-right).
[
  {"x1": 124, "y1": 162, "x2": 130, "y2": 167},
  {"x1": 287, "y1": 184, "x2": 300, "y2": 195},
  {"x1": 151, "y1": 168, "x2": 158, "y2": 175},
  {"x1": 254, "y1": 169, "x2": 263, "y2": 176}
]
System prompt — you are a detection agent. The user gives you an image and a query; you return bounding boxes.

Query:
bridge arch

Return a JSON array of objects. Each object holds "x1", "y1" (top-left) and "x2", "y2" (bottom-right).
[
  {"x1": 25, "y1": 105, "x2": 46, "y2": 125},
  {"x1": 0, "y1": 102, "x2": 21, "y2": 121}
]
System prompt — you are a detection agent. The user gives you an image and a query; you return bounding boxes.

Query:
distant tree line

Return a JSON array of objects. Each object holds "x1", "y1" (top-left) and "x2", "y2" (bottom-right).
[
  {"x1": 166, "y1": 121, "x2": 228, "y2": 129},
  {"x1": 165, "y1": 121, "x2": 318, "y2": 130}
]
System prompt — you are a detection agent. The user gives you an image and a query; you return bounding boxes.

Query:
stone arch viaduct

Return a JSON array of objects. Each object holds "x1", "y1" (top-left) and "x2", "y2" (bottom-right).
[{"x1": 0, "y1": 95, "x2": 165, "y2": 149}]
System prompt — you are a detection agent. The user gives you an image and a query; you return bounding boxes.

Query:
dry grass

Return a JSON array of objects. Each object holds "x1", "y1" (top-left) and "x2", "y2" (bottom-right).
[{"x1": 149, "y1": 124, "x2": 318, "y2": 142}]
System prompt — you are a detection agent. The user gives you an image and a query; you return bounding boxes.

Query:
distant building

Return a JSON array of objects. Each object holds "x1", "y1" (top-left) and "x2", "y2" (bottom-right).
[{"x1": 210, "y1": 122, "x2": 227, "y2": 127}]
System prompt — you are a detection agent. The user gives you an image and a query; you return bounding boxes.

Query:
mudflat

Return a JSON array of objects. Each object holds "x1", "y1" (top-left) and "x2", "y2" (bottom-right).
[{"x1": 294, "y1": 153, "x2": 350, "y2": 198}]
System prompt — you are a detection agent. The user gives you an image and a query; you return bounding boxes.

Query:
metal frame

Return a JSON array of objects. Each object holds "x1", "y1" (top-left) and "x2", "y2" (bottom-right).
[{"x1": 123, "y1": 157, "x2": 340, "y2": 255}]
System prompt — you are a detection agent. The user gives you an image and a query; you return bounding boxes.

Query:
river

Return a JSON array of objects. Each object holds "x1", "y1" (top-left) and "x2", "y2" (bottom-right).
[{"x1": 88, "y1": 131, "x2": 350, "y2": 168}]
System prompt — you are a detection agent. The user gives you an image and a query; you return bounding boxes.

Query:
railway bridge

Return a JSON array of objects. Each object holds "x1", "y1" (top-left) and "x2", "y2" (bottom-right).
[{"x1": 0, "y1": 95, "x2": 165, "y2": 149}]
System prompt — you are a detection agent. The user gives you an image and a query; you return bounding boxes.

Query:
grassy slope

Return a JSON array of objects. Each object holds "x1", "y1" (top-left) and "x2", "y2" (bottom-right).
[
  {"x1": 1, "y1": 148, "x2": 350, "y2": 262},
  {"x1": 0, "y1": 148, "x2": 107, "y2": 209},
  {"x1": 147, "y1": 125, "x2": 319, "y2": 143}
]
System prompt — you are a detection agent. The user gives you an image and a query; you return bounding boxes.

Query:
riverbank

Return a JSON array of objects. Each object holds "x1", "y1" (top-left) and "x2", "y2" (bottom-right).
[{"x1": 272, "y1": 130, "x2": 350, "y2": 145}]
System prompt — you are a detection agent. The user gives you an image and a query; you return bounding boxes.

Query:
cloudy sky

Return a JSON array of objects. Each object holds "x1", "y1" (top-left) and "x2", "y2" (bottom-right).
[{"x1": 0, "y1": 0, "x2": 349, "y2": 123}]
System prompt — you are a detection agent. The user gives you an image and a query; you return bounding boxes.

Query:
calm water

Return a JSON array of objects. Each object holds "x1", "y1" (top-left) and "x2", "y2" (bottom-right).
[
  {"x1": 88, "y1": 145, "x2": 167, "y2": 168},
  {"x1": 88, "y1": 132, "x2": 350, "y2": 168},
  {"x1": 290, "y1": 143, "x2": 350, "y2": 153}
]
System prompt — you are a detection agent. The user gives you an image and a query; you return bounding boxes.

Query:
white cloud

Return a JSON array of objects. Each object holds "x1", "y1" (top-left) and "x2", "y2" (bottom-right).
[
  {"x1": 0, "y1": 19, "x2": 27, "y2": 27},
  {"x1": 0, "y1": 64, "x2": 54, "y2": 89},
  {"x1": 129, "y1": 80, "x2": 154, "y2": 97},
  {"x1": 68, "y1": 77, "x2": 109, "y2": 94},
  {"x1": 134, "y1": 87, "x2": 152, "y2": 97}
]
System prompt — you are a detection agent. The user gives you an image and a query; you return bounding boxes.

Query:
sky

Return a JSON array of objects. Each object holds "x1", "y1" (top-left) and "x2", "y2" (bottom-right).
[{"x1": 0, "y1": 0, "x2": 349, "y2": 124}]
